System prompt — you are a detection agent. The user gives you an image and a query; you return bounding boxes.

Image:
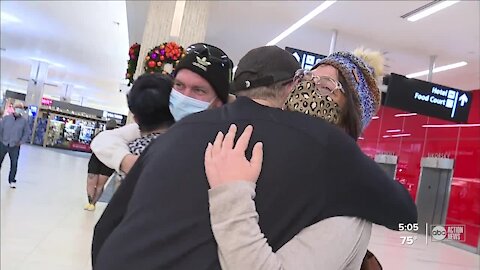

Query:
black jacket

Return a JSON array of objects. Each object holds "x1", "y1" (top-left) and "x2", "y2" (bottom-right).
[{"x1": 93, "y1": 97, "x2": 417, "y2": 269}]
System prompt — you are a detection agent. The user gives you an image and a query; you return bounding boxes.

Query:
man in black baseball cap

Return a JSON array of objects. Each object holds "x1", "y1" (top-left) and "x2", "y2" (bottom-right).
[
  {"x1": 94, "y1": 46, "x2": 416, "y2": 270},
  {"x1": 232, "y1": 46, "x2": 300, "y2": 91}
]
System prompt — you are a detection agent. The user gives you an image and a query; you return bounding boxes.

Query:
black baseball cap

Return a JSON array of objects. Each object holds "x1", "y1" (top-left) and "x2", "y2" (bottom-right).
[{"x1": 231, "y1": 46, "x2": 300, "y2": 93}]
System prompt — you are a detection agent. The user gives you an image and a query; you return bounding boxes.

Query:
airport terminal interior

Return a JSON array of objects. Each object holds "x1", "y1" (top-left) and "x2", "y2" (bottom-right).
[{"x1": 1, "y1": 1, "x2": 479, "y2": 269}]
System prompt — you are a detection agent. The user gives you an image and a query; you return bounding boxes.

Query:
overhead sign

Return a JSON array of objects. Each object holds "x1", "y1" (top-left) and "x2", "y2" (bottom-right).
[
  {"x1": 285, "y1": 47, "x2": 326, "y2": 70},
  {"x1": 103, "y1": 111, "x2": 124, "y2": 120},
  {"x1": 103, "y1": 111, "x2": 127, "y2": 125},
  {"x1": 385, "y1": 73, "x2": 472, "y2": 123}
]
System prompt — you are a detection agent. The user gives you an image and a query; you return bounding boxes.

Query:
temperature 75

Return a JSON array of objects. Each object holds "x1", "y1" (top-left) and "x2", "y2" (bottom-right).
[{"x1": 400, "y1": 236, "x2": 417, "y2": 245}]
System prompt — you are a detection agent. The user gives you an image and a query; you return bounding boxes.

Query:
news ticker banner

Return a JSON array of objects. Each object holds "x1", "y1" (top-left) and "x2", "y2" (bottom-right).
[{"x1": 398, "y1": 223, "x2": 466, "y2": 246}]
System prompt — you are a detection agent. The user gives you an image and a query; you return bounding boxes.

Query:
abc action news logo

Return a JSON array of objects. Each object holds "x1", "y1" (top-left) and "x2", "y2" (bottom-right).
[{"x1": 431, "y1": 225, "x2": 466, "y2": 241}]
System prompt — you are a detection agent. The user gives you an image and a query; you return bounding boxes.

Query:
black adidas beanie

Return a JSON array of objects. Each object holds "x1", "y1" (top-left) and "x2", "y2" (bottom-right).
[{"x1": 174, "y1": 43, "x2": 233, "y2": 104}]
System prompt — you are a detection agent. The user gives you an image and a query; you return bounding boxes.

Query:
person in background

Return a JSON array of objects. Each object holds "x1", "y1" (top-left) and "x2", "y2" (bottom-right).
[
  {"x1": 0, "y1": 103, "x2": 31, "y2": 188},
  {"x1": 91, "y1": 42, "x2": 234, "y2": 265},
  {"x1": 126, "y1": 73, "x2": 175, "y2": 155},
  {"x1": 204, "y1": 48, "x2": 387, "y2": 269},
  {"x1": 84, "y1": 119, "x2": 117, "y2": 211}
]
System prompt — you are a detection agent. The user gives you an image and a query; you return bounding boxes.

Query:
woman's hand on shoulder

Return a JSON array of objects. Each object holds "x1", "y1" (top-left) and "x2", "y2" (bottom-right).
[{"x1": 205, "y1": 124, "x2": 263, "y2": 188}]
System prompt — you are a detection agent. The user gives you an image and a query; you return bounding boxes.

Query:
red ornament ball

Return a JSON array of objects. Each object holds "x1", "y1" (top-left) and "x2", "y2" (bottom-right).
[{"x1": 148, "y1": 60, "x2": 156, "y2": 68}]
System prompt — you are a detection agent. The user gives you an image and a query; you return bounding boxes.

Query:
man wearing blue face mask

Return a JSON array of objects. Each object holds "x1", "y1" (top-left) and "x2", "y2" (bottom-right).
[
  {"x1": 90, "y1": 43, "x2": 233, "y2": 174},
  {"x1": 90, "y1": 43, "x2": 233, "y2": 265},
  {"x1": 0, "y1": 103, "x2": 31, "y2": 188}
]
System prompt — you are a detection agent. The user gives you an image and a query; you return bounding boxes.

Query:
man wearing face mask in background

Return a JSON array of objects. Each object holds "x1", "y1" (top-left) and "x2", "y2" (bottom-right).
[
  {"x1": 90, "y1": 43, "x2": 234, "y2": 266},
  {"x1": 0, "y1": 103, "x2": 31, "y2": 188}
]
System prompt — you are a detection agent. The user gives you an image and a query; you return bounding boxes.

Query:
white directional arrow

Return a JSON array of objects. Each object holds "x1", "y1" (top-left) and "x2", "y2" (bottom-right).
[
  {"x1": 459, "y1": 94, "x2": 468, "y2": 106},
  {"x1": 292, "y1": 52, "x2": 301, "y2": 62}
]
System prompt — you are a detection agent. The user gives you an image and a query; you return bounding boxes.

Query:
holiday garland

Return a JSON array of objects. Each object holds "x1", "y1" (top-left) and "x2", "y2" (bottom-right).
[
  {"x1": 144, "y1": 42, "x2": 186, "y2": 75},
  {"x1": 126, "y1": 43, "x2": 141, "y2": 86}
]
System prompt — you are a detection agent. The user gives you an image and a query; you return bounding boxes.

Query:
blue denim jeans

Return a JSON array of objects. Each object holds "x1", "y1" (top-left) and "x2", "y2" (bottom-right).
[{"x1": 0, "y1": 143, "x2": 20, "y2": 183}]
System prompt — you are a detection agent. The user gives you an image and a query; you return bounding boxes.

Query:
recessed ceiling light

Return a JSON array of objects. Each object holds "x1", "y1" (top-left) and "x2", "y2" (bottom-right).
[
  {"x1": 406, "y1": 61, "x2": 467, "y2": 78},
  {"x1": 394, "y1": 113, "x2": 418, "y2": 117},
  {"x1": 1, "y1": 12, "x2": 21, "y2": 24},
  {"x1": 422, "y1": 123, "x2": 480, "y2": 128},
  {"x1": 266, "y1": 0, "x2": 337, "y2": 45},
  {"x1": 170, "y1": 0, "x2": 186, "y2": 37},
  {"x1": 29, "y1": 57, "x2": 65, "y2": 68},
  {"x1": 401, "y1": 0, "x2": 460, "y2": 22}
]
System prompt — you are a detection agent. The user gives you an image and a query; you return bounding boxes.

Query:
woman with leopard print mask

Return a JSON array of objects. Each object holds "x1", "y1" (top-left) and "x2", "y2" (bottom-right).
[{"x1": 205, "y1": 48, "x2": 386, "y2": 270}]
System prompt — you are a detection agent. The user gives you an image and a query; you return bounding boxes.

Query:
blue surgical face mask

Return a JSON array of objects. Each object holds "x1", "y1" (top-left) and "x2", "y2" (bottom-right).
[
  {"x1": 169, "y1": 89, "x2": 212, "y2": 121},
  {"x1": 14, "y1": 108, "x2": 23, "y2": 115}
]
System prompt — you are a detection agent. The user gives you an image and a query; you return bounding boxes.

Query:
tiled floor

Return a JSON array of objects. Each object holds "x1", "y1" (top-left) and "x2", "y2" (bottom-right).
[{"x1": 1, "y1": 145, "x2": 479, "y2": 270}]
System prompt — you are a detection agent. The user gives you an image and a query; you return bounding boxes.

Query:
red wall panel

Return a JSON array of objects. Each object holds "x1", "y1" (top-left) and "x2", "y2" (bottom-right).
[{"x1": 359, "y1": 89, "x2": 480, "y2": 248}]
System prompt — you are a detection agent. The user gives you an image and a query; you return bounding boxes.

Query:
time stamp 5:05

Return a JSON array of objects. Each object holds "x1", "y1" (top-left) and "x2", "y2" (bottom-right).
[{"x1": 398, "y1": 223, "x2": 420, "y2": 245}]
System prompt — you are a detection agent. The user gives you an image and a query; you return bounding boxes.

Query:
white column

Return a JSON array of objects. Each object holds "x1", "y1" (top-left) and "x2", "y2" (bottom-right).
[
  {"x1": 133, "y1": 0, "x2": 210, "y2": 78},
  {"x1": 127, "y1": 0, "x2": 210, "y2": 124},
  {"x1": 25, "y1": 61, "x2": 49, "y2": 107}
]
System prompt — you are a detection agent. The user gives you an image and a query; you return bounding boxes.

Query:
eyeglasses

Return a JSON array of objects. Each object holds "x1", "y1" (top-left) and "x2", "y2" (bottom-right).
[{"x1": 293, "y1": 69, "x2": 345, "y2": 96}]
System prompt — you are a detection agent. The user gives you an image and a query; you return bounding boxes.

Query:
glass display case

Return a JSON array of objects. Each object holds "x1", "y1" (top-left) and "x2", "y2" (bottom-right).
[
  {"x1": 44, "y1": 114, "x2": 98, "y2": 152},
  {"x1": 46, "y1": 119, "x2": 66, "y2": 147}
]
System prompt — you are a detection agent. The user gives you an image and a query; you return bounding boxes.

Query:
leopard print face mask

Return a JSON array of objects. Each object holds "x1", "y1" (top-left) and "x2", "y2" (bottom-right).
[{"x1": 283, "y1": 79, "x2": 342, "y2": 125}]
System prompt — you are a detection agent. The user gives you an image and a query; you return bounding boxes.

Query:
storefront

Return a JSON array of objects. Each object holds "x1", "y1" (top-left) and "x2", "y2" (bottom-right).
[
  {"x1": 1, "y1": 91, "x2": 127, "y2": 153},
  {"x1": 31, "y1": 98, "x2": 127, "y2": 152}
]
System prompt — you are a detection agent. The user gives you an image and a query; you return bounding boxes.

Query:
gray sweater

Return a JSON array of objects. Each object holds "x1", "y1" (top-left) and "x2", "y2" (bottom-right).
[
  {"x1": 209, "y1": 181, "x2": 372, "y2": 270},
  {"x1": 0, "y1": 115, "x2": 31, "y2": 147}
]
